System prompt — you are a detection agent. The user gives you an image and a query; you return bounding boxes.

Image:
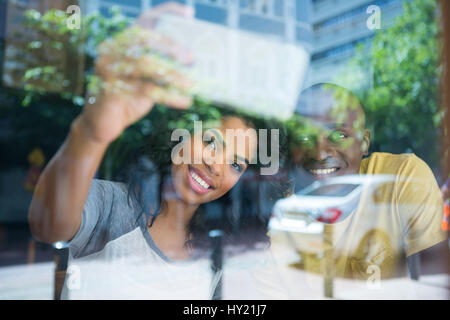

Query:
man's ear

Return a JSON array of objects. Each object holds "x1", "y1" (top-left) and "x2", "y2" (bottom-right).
[{"x1": 362, "y1": 129, "x2": 371, "y2": 156}]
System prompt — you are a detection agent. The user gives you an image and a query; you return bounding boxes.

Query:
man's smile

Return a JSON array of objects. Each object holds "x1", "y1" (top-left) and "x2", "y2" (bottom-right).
[
  {"x1": 308, "y1": 167, "x2": 340, "y2": 176},
  {"x1": 303, "y1": 157, "x2": 346, "y2": 180}
]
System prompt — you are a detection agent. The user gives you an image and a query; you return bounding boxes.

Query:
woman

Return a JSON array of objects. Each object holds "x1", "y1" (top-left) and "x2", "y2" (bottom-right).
[
  {"x1": 28, "y1": 3, "x2": 273, "y2": 299},
  {"x1": 125, "y1": 105, "x2": 268, "y2": 255}
]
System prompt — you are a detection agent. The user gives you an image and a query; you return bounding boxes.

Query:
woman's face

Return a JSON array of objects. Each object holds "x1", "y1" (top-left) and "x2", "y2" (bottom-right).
[{"x1": 171, "y1": 116, "x2": 258, "y2": 205}]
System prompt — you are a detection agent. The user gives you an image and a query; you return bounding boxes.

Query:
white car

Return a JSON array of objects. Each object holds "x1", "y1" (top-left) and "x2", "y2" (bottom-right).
[
  {"x1": 268, "y1": 174, "x2": 396, "y2": 234},
  {"x1": 268, "y1": 174, "x2": 397, "y2": 258}
]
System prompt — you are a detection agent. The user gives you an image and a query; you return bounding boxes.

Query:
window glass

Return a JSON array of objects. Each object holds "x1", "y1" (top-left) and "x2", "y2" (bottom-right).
[{"x1": 0, "y1": 0, "x2": 448, "y2": 302}]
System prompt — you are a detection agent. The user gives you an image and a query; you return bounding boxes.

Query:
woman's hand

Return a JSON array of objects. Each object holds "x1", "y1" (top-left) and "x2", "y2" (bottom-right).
[{"x1": 79, "y1": 2, "x2": 194, "y2": 144}]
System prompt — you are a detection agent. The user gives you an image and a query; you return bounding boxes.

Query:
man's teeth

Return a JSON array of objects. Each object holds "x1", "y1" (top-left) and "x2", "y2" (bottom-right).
[
  {"x1": 309, "y1": 168, "x2": 338, "y2": 175},
  {"x1": 190, "y1": 170, "x2": 210, "y2": 189}
]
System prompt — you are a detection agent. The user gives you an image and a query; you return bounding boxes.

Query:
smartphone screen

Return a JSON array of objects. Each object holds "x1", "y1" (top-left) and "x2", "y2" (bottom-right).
[{"x1": 155, "y1": 14, "x2": 310, "y2": 120}]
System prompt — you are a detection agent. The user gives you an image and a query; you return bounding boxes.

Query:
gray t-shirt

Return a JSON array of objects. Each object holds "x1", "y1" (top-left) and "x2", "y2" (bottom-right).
[
  {"x1": 62, "y1": 179, "x2": 290, "y2": 299},
  {"x1": 68, "y1": 179, "x2": 163, "y2": 260},
  {"x1": 62, "y1": 179, "x2": 216, "y2": 299}
]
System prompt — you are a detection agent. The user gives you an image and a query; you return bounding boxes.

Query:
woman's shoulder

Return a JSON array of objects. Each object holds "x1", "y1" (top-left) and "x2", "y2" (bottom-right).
[
  {"x1": 88, "y1": 179, "x2": 136, "y2": 209},
  {"x1": 89, "y1": 178, "x2": 142, "y2": 224},
  {"x1": 89, "y1": 178, "x2": 127, "y2": 195},
  {"x1": 69, "y1": 179, "x2": 144, "y2": 258}
]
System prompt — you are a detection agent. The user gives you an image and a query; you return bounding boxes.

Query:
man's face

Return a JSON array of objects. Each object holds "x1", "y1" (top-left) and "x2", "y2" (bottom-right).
[{"x1": 292, "y1": 90, "x2": 370, "y2": 181}]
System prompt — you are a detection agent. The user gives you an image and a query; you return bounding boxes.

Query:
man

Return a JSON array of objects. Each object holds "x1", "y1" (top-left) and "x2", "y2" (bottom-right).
[{"x1": 283, "y1": 83, "x2": 448, "y2": 282}]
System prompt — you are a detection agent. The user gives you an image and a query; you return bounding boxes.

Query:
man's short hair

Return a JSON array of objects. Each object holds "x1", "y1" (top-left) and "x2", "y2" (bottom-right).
[{"x1": 295, "y1": 82, "x2": 366, "y2": 127}]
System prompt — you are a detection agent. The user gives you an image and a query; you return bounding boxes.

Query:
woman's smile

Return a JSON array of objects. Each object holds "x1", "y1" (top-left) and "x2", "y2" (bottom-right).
[{"x1": 187, "y1": 165, "x2": 214, "y2": 195}]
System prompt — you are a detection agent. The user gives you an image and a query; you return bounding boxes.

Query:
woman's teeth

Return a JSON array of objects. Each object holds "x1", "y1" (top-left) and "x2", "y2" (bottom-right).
[
  {"x1": 309, "y1": 167, "x2": 338, "y2": 175},
  {"x1": 190, "y1": 170, "x2": 210, "y2": 189}
]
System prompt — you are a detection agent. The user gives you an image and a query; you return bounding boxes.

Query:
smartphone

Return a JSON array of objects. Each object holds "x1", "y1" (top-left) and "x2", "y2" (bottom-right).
[{"x1": 155, "y1": 14, "x2": 310, "y2": 120}]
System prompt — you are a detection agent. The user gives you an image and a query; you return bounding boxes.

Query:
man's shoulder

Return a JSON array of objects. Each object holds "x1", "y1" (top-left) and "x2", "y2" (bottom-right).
[
  {"x1": 362, "y1": 152, "x2": 416, "y2": 164},
  {"x1": 360, "y1": 152, "x2": 427, "y2": 175}
]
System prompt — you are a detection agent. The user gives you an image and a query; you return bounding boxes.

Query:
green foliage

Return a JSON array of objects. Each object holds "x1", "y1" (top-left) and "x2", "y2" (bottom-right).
[
  {"x1": 0, "y1": 7, "x2": 134, "y2": 170},
  {"x1": 16, "y1": 6, "x2": 133, "y2": 106},
  {"x1": 338, "y1": 0, "x2": 441, "y2": 167},
  {"x1": 2, "y1": 7, "x2": 276, "y2": 179}
]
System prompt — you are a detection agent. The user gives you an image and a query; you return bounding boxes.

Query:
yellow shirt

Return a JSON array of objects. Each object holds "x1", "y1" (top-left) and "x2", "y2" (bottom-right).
[{"x1": 328, "y1": 152, "x2": 447, "y2": 279}]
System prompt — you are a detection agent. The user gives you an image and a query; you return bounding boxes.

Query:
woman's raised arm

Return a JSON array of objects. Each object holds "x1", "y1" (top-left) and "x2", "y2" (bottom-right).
[{"x1": 28, "y1": 2, "x2": 194, "y2": 243}]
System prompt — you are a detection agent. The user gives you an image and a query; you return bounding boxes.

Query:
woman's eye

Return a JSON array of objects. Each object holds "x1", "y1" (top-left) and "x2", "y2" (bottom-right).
[
  {"x1": 204, "y1": 137, "x2": 217, "y2": 151},
  {"x1": 231, "y1": 162, "x2": 243, "y2": 173}
]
